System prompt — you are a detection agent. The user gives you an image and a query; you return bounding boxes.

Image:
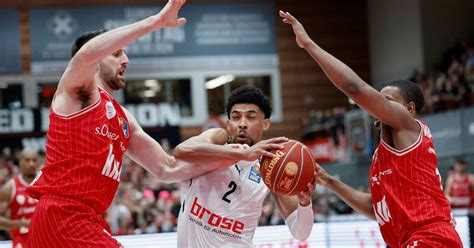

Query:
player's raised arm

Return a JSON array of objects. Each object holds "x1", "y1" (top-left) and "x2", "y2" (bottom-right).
[
  {"x1": 279, "y1": 11, "x2": 418, "y2": 132},
  {"x1": 55, "y1": 0, "x2": 187, "y2": 114}
]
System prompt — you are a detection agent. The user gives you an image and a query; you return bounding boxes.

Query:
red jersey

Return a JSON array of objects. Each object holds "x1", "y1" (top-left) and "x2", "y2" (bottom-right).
[
  {"x1": 9, "y1": 176, "x2": 37, "y2": 247},
  {"x1": 370, "y1": 120, "x2": 458, "y2": 247},
  {"x1": 448, "y1": 174, "x2": 472, "y2": 208},
  {"x1": 27, "y1": 87, "x2": 130, "y2": 215}
]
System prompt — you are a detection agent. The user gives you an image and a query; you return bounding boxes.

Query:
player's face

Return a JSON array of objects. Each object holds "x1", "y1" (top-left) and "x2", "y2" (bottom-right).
[
  {"x1": 227, "y1": 103, "x2": 270, "y2": 146},
  {"x1": 453, "y1": 162, "x2": 466, "y2": 173},
  {"x1": 99, "y1": 48, "x2": 128, "y2": 90},
  {"x1": 374, "y1": 86, "x2": 409, "y2": 127},
  {"x1": 19, "y1": 150, "x2": 40, "y2": 179}
]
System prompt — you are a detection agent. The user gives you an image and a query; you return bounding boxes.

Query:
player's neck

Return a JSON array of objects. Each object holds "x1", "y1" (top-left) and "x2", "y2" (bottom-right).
[
  {"x1": 19, "y1": 174, "x2": 34, "y2": 185},
  {"x1": 97, "y1": 82, "x2": 114, "y2": 97}
]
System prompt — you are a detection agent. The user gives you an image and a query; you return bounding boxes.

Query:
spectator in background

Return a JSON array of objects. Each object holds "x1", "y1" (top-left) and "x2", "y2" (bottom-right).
[{"x1": 445, "y1": 159, "x2": 474, "y2": 209}]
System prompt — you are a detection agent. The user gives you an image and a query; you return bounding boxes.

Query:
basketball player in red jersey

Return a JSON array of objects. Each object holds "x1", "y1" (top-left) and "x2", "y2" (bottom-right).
[
  {"x1": 280, "y1": 11, "x2": 462, "y2": 247},
  {"x1": 26, "y1": 1, "x2": 282, "y2": 247},
  {"x1": 445, "y1": 159, "x2": 474, "y2": 209},
  {"x1": 0, "y1": 149, "x2": 40, "y2": 248}
]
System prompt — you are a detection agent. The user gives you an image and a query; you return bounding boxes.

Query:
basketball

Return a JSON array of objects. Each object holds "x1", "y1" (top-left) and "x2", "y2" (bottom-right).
[{"x1": 260, "y1": 140, "x2": 316, "y2": 196}]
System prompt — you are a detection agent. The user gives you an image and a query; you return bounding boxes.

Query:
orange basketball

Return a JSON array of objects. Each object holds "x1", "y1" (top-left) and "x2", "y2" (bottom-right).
[{"x1": 260, "y1": 140, "x2": 316, "y2": 196}]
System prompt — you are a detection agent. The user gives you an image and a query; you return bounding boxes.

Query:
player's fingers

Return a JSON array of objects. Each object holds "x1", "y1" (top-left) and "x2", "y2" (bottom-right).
[
  {"x1": 177, "y1": 18, "x2": 187, "y2": 26},
  {"x1": 267, "y1": 137, "x2": 288, "y2": 144},
  {"x1": 314, "y1": 163, "x2": 323, "y2": 173},
  {"x1": 279, "y1": 10, "x2": 287, "y2": 18},
  {"x1": 285, "y1": 11, "x2": 296, "y2": 21},
  {"x1": 260, "y1": 150, "x2": 276, "y2": 158},
  {"x1": 263, "y1": 143, "x2": 284, "y2": 150},
  {"x1": 307, "y1": 182, "x2": 315, "y2": 192}
]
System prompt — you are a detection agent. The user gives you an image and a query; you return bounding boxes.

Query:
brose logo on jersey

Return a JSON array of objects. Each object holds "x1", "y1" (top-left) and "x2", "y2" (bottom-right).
[{"x1": 190, "y1": 197, "x2": 244, "y2": 234}]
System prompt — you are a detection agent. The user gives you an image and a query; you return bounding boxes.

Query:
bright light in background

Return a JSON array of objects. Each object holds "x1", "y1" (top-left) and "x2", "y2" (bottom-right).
[
  {"x1": 143, "y1": 90, "x2": 157, "y2": 98},
  {"x1": 205, "y1": 74, "x2": 235, "y2": 89},
  {"x1": 0, "y1": 82, "x2": 8, "y2": 89},
  {"x1": 144, "y1": 79, "x2": 162, "y2": 92},
  {"x1": 144, "y1": 79, "x2": 158, "y2": 87}
]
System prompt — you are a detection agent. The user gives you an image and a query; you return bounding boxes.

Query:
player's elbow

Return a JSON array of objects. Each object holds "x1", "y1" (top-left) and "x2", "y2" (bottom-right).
[
  {"x1": 72, "y1": 46, "x2": 93, "y2": 62},
  {"x1": 172, "y1": 144, "x2": 191, "y2": 160},
  {"x1": 345, "y1": 81, "x2": 361, "y2": 95},
  {"x1": 365, "y1": 209, "x2": 376, "y2": 221},
  {"x1": 291, "y1": 231, "x2": 311, "y2": 242}
]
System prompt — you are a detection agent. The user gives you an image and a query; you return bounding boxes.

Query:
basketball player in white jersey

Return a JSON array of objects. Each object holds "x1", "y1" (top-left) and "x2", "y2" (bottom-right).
[{"x1": 174, "y1": 85, "x2": 317, "y2": 247}]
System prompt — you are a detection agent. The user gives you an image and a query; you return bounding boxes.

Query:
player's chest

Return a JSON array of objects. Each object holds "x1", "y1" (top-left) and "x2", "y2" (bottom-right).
[{"x1": 198, "y1": 163, "x2": 266, "y2": 197}]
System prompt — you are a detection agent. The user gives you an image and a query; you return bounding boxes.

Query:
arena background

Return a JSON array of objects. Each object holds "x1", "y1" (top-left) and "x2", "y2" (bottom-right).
[{"x1": 0, "y1": 0, "x2": 473, "y2": 247}]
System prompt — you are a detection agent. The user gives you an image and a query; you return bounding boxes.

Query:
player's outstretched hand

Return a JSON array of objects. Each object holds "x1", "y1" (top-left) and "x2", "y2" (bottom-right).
[
  {"x1": 155, "y1": 0, "x2": 187, "y2": 28},
  {"x1": 297, "y1": 171, "x2": 317, "y2": 206},
  {"x1": 244, "y1": 137, "x2": 288, "y2": 161},
  {"x1": 279, "y1": 10, "x2": 312, "y2": 49},
  {"x1": 314, "y1": 162, "x2": 332, "y2": 186}
]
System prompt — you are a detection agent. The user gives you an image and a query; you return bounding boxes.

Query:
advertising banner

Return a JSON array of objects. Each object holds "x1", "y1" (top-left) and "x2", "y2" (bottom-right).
[{"x1": 30, "y1": 3, "x2": 278, "y2": 74}]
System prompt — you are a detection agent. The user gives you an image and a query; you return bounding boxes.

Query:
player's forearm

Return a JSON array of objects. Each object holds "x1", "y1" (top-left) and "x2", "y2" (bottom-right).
[
  {"x1": 324, "y1": 176, "x2": 375, "y2": 220},
  {"x1": 158, "y1": 159, "x2": 216, "y2": 183},
  {"x1": 174, "y1": 142, "x2": 245, "y2": 167},
  {"x1": 0, "y1": 217, "x2": 25, "y2": 230},
  {"x1": 285, "y1": 202, "x2": 313, "y2": 241},
  {"x1": 136, "y1": 146, "x2": 227, "y2": 183},
  {"x1": 75, "y1": 16, "x2": 160, "y2": 65},
  {"x1": 303, "y1": 40, "x2": 367, "y2": 99}
]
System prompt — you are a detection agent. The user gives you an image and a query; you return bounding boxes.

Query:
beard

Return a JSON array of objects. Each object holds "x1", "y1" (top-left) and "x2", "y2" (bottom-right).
[{"x1": 107, "y1": 74, "x2": 125, "y2": 90}]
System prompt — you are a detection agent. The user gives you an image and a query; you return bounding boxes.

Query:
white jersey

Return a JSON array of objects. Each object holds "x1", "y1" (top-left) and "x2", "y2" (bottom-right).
[{"x1": 177, "y1": 159, "x2": 270, "y2": 247}]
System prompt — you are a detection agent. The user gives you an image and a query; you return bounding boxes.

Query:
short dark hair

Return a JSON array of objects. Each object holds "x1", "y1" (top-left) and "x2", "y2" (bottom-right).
[
  {"x1": 226, "y1": 85, "x2": 272, "y2": 119},
  {"x1": 382, "y1": 80, "x2": 425, "y2": 113},
  {"x1": 71, "y1": 29, "x2": 108, "y2": 58}
]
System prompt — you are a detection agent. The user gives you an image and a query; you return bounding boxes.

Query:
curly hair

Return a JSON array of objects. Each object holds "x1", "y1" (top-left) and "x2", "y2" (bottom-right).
[{"x1": 225, "y1": 85, "x2": 272, "y2": 119}]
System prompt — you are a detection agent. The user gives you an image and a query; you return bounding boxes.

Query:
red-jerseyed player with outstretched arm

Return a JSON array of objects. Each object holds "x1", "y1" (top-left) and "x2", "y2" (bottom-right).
[
  {"x1": 280, "y1": 11, "x2": 462, "y2": 247},
  {"x1": 25, "y1": 1, "x2": 283, "y2": 247}
]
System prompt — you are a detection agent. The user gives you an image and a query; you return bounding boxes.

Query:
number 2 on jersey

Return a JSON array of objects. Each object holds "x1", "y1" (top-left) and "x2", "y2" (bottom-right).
[{"x1": 222, "y1": 181, "x2": 237, "y2": 203}]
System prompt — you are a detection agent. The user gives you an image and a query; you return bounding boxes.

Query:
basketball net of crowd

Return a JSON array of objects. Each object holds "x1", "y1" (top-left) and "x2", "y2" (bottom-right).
[{"x1": 0, "y1": 41, "x2": 472, "y2": 237}]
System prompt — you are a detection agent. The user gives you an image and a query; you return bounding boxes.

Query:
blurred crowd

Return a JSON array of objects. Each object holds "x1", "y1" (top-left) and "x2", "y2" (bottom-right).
[
  {"x1": 301, "y1": 107, "x2": 349, "y2": 163},
  {"x1": 412, "y1": 41, "x2": 474, "y2": 114}
]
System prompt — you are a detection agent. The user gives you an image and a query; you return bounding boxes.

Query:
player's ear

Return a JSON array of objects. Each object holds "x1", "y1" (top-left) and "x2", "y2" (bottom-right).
[
  {"x1": 262, "y1": 118, "x2": 271, "y2": 131},
  {"x1": 406, "y1": 101, "x2": 416, "y2": 114}
]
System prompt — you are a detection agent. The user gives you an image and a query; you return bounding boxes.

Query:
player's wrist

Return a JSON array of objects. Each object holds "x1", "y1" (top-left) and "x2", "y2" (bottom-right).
[{"x1": 299, "y1": 199, "x2": 311, "y2": 207}]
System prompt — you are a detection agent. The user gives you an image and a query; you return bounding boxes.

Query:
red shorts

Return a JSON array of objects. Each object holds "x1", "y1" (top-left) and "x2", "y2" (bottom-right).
[
  {"x1": 401, "y1": 223, "x2": 462, "y2": 248},
  {"x1": 27, "y1": 195, "x2": 122, "y2": 248}
]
